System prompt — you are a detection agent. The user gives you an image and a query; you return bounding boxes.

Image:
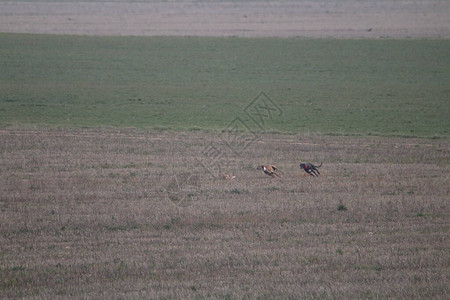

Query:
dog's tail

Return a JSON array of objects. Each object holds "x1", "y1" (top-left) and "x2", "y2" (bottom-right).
[{"x1": 316, "y1": 162, "x2": 323, "y2": 168}]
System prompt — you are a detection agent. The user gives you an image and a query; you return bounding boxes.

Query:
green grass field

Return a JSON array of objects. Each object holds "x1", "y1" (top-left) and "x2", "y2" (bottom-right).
[
  {"x1": 1, "y1": 33, "x2": 449, "y2": 298},
  {"x1": 1, "y1": 34, "x2": 449, "y2": 136}
]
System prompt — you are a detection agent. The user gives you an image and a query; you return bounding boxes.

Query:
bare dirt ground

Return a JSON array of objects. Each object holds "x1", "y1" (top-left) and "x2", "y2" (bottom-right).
[{"x1": 1, "y1": 0, "x2": 450, "y2": 38}]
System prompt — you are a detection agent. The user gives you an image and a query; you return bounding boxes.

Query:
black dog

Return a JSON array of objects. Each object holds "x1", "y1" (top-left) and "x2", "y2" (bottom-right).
[{"x1": 299, "y1": 162, "x2": 322, "y2": 177}]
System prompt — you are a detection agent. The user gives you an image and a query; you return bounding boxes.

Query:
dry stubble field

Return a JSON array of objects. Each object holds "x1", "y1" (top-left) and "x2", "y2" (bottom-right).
[{"x1": 1, "y1": 128, "x2": 449, "y2": 298}]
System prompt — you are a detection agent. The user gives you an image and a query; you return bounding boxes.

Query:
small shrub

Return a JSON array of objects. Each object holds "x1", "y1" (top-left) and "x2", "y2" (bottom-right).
[
  {"x1": 337, "y1": 204, "x2": 348, "y2": 211},
  {"x1": 237, "y1": 211, "x2": 250, "y2": 216},
  {"x1": 230, "y1": 188, "x2": 241, "y2": 194},
  {"x1": 416, "y1": 212, "x2": 427, "y2": 218},
  {"x1": 123, "y1": 163, "x2": 136, "y2": 168}
]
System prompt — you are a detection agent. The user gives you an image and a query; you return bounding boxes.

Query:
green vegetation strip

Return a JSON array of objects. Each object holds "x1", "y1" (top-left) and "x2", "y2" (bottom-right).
[{"x1": 1, "y1": 34, "x2": 449, "y2": 137}]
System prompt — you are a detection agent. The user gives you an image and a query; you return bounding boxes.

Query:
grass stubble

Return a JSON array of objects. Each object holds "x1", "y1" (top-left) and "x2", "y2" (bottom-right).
[{"x1": 0, "y1": 128, "x2": 449, "y2": 298}]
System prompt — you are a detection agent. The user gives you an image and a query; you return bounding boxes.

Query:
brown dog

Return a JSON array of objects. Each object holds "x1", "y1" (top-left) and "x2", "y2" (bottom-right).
[{"x1": 257, "y1": 165, "x2": 282, "y2": 178}]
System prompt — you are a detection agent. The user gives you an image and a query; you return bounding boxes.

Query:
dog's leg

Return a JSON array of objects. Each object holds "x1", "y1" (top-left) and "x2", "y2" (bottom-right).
[
  {"x1": 310, "y1": 168, "x2": 320, "y2": 177},
  {"x1": 307, "y1": 170, "x2": 316, "y2": 177}
]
